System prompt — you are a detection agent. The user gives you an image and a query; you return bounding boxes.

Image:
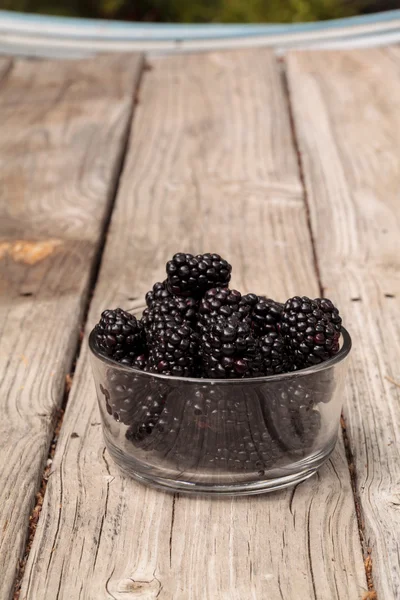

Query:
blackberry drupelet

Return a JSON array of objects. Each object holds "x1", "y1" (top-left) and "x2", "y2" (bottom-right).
[
  {"x1": 259, "y1": 331, "x2": 293, "y2": 375},
  {"x1": 149, "y1": 321, "x2": 200, "y2": 377},
  {"x1": 201, "y1": 318, "x2": 263, "y2": 378},
  {"x1": 281, "y1": 296, "x2": 341, "y2": 368},
  {"x1": 94, "y1": 308, "x2": 144, "y2": 363},
  {"x1": 145, "y1": 280, "x2": 172, "y2": 308},
  {"x1": 166, "y1": 252, "x2": 232, "y2": 296}
]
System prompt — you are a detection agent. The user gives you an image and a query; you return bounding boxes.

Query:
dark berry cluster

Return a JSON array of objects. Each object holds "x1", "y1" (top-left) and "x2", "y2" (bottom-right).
[
  {"x1": 93, "y1": 253, "x2": 343, "y2": 378},
  {"x1": 166, "y1": 252, "x2": 232, "y2": 296},
  {"x1": 93, "y1": 308, "x2": 145, "y2": 366},
  {"x1": 280, "y1": 296, "x2": 341, "y2": 367},
  {"x1": 201, "y1": 318, "x2": 263, "y2": 378},
  {"x1": 92, "y1": 253, "x2": 345, "y2": 475}
]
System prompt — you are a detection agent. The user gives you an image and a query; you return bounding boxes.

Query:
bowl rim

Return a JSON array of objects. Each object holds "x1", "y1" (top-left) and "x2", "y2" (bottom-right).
[{"x1": 88, "y1": 326, "x2": 352, "y2": 385}]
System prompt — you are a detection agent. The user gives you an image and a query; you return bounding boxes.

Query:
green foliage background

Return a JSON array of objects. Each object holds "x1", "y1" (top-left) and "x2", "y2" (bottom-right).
[{"x1": 0, "y1": 0, "x2": 398, "y2": 22}]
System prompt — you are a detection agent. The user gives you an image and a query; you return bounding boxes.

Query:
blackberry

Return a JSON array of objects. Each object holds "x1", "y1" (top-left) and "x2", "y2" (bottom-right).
[
  {"x1": 258, "y1": 381, "x2": 321, "y2": 454},
  {"x1": 126, "y1": 401, "x2": 165, "y2": 444},
  {"x1": 94, "y1": 308, "x2": 144, "y2": 363},
  {"x1": 142, "y1": 307, "x2": 182, "y2": 334},
  {"x1": 145, "y1": 313, "x2": 183, "y2": 348},
  {"x1": 259, "y1": 331, "x2": 293, "y2": 375},
  {"x1": 142, "y1": 296, "x2": 197, "y2": 329},
  {"x1": 198, "y1": 288, "x2": 250, "y2": 332},
  {"x1": 142, "y1": 296, "x2": 198, "y2": 348},
  {"x1": 145, "y1": 280, "x2": 172, "y2": 308},
  {"x1": 201, "y1": 318, "x2": 263, "y2": 378},
  {"x1": 126, "y1": 398, "x2": 183, "y2": 454},
  {"x1": 315, "y1": 297, "x2": 342, "y2": 332},
  {"x1": 166, "y1": 252, "x2": 232, "y2": 296},
  {"x1": 249, "y1": 298, "x2": 283, "y2": 335},
  {"x1": 124, "y1": 384, "x2": 284, "y2": 475},
  {"x1": 191, "y1": 389, "x2": 284, "y2": 475},
  {"x1": 148, "y1": 321, "x2": 199, "y2": 377},
  {"x1": 281, "y1": 296, "x2": 341, "y2": 368},
  {"x1": 102, "y1": 370, "x2": 167, "y2": 424}
]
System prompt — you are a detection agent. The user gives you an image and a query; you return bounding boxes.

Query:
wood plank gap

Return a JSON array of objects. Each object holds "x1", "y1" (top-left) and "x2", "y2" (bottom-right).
[
  {"x1": 340, "y1": 414, "x2": 377, "y2": 599},
  {"x1": 279, "y1": 58, "x2": 324, "y2": 295},
  {"x1": 11, "y1": 54, "x2": 145, "y2": 600},
  {"x1": 12, "y1": 379, "x2": 68, "y2": 600},
  {"x1": 282, "y1": 56, "x2": 377, "y2": 599}
]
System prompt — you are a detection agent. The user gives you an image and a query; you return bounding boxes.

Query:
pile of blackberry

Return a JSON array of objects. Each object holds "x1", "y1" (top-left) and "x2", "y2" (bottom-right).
[{"x1": 93, "y1": 252, "x2": 343, "y2": 474}]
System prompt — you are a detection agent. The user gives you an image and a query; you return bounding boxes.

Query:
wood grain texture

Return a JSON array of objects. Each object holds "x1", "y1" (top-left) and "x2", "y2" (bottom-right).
[
  {"x1": 21, "y1": 50, "x2": 366, "y2": 600},
  {"x1": 0, "y1": 53, "x2": 143, "y2": 600},
  {"x1": 287, "y1": 47, "x2": 400, "y2": 600}
]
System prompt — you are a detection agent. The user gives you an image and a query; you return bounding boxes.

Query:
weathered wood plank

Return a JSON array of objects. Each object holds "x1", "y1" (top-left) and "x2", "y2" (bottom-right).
[
  {"x1": 287, "y1": 47, "x2": 400, "y2": 600},
  {"x1": 0, "y1": 53, "x2": 143, "y2": 600},
  {"x1": 22, "y1": 50, "x2": 367, "y2": 600}
]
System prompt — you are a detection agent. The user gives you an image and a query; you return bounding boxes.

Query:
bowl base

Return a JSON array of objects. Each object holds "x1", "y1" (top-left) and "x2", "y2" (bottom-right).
[{"x1": 108, "y1": 440, "x2": 336, "y2": 496}]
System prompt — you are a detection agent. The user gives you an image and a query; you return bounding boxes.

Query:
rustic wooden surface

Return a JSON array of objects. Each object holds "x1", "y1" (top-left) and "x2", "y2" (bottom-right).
[
  {"x1": 19, "y1": 50, "x2": 367, "y2": 600},
  {"x1": 287, "y1": 47, "x2": 400, "y2": 600},
  {"x1": 0, "y1": 53, "x2": 143, "y2": 600}
]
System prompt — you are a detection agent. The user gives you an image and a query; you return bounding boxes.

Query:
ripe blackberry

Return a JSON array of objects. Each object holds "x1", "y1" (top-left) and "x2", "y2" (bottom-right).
[
  {"x1": 125, "y1": 400, "x2": 183, "y2": 453},
  {"x1": 142, "y1": 307, "x2": 182, "y2": 333},
  {"x1": 142, "y1": 296, "x2": 197, "y2": 329},
  {"x1": 258, "y1": 381, "x2": 321, "y2": 454},
  {"x1": 166, "y1": 252, "x2": 232, "y2": 296},
  {"x1": 281, "y1": 296, "x2": 341, "y2": 367},
  {"x1": 125, "y1": 400, "x2": 165, "y2": 444},
  {"x1": 314, "y1": 297, "x2": 342, "y2": 332},
  {"x1": 94, "y1": 308, "x2": 144, "y2": 363},
  {"x1": 189, "y1": 389, "x2": 284, "y2": 475},
  {"x1": 102, "y1": 370, "x2": 167, "y2": 425},
  {"x1": 249, "y1": 298, "x2": 284, "y2": 335},
  {"x1": 201, "y1": 318, "x2": 262, "y2": 378},
  {"x1": 259, "y1": 331, "x2": 293, "y2": 375},
  {"x1": 149, "y1": 322, "x2": 200, "y2": 377},
  {"x1": 145, "y1": 314, "x2": 183, "y2": 349},
  {"x1": 198, "y1": 288, "x2": 250, "y2": 332},
  {"x1": 145, "y1": 280, "x2": 172, "y2": 308},
  {"x1": 142, "y1": 296, "x2": 198, "y2": 348}
]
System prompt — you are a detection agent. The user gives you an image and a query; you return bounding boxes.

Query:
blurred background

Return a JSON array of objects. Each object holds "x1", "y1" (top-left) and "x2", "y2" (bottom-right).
[{"x1": 1, "y1": 0, "x2": 399, "y2": 23}]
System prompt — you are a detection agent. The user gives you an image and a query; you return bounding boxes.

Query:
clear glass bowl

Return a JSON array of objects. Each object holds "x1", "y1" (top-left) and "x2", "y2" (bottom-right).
[{"x1": 89, "y1": 327, "x2": 351, "y2": 496}]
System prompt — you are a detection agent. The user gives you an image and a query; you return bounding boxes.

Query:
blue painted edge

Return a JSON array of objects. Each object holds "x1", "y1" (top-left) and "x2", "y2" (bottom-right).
[
  {"x1": 0, "y1": 9, "x2": 400, "y2": 38},
  {"x1": 1, "y1": 22, "x2": 399, "y2": 54}
]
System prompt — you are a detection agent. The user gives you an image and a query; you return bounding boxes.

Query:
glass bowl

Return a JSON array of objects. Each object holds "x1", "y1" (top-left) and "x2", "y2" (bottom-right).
[{"x1": 89, "y1": 327, "x2": 351, "y2": 496}]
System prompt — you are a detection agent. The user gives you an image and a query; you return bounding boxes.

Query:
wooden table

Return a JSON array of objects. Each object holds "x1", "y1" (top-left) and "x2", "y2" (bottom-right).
[{"x1": 0, "y1": 47, "x2": 399, "y2": 600}]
